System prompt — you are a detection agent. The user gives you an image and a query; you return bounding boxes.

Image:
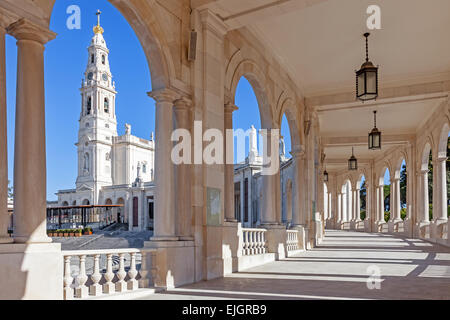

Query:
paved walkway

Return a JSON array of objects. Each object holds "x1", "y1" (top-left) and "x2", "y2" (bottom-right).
[{"x1": 137, "y1": 230, "x2": 450, "y2": 300}]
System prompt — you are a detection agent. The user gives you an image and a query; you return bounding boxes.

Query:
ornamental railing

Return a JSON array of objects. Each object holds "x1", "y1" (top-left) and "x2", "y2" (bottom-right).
[
  {"x1": 62, "y1": 248, "x2": 156, "y2": 300},
  {"x1": 286, "y1": 230, "x2": 299, "y2": 251},
  {"x1": 241, "y1": 228, "x2": 267, "y2": 256}
]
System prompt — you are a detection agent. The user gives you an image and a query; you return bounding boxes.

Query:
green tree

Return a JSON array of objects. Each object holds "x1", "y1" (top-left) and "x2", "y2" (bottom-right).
[
  {"x1": 360, "y1": 180, "x2": 366, "y2": 210},
  {"x1": 384, "y1": 184, "x2": 390, "y2": 212},
  {"x1": 400, "y1": 163, "x2": 407, "y2": 208}
]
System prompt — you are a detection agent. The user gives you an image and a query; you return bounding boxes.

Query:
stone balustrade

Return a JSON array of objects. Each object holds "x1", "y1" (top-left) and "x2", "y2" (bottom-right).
[
  {"x1": 62, "y1": 248, "x2": 156, "y2": 300},
  {"x1": 286, "y1": 230, "x2": 299, "y2": 251},
  {"x1": 241, "y1": 228, "x2": 266, "y2": 256}
]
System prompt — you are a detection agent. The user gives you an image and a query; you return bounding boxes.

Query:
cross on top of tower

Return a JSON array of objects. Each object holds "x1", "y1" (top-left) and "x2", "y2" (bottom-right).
[{"x1": 93, "y1": 9, "x2": 104, "y2": 35}]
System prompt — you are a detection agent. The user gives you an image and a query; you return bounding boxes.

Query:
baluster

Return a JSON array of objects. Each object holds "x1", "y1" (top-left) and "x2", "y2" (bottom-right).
[
  {"x1": 127, "y1": 252, "x2": 138, "y2": 291},
  {"x1": 103, "y1": 253, "x2": 115, "y2": 294},
  {"x1": 89, "y1": 254, "x2": 102, "y2": 296},
  {"x1": 63, "y1": 255, "x2": 73, "y2": 300},
  {"x1": 255, "y1": 231, "x2": 260, "y2": 254},
  {"x1": 244, "y1": 231, "x2": 249, "y2": 255},
  {"x1": 248, "y1": 231, "x2": 253, "y2": 255},
  {"x1": 139, "y1": 251, "x2": 150, "y2": 288},
  {"x1": 116, "y1": 253, "x2": 127, "y2": 292},
  {"x1": 262, "y1": 231, "x2": 266, "y2": 254},
  {"x1": 251, "y1": 231, "x2": 256, "y2": 255},
  {"x1": 75, "y1": 255, "x2": 88, "y2": 298}
]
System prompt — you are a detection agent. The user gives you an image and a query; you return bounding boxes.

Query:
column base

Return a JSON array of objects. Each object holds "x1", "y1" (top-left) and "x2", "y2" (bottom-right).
[
  {"x1": 222, "y1": 222, "x2": 241, "y2": 274},
  {"x1": 0, "y1": 242, "x2": 63, "y2": 299},
  {"x1": 259, "y1": 224, "x2": 287, "y2": 260},
  {"x1": 143, "y1": 239, "x2": 195, "y2": 289}
]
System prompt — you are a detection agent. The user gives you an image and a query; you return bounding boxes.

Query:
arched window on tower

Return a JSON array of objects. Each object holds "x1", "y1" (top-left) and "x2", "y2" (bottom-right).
[
  {"x1": 83, "y1": 153, "x2": 90, "y2": 173},
  {"x1": 102, "y1": 55, "x2": 105, "y2": 65},
  {"x1": 87, "y1": 96, "x2": 92, "y2": 115},
  {"x1": 104, "y1": 98, "x2": 109, "y2": 113},
  {"x1": 91, "y1": 54, "x2": 94, "y2": 64}
]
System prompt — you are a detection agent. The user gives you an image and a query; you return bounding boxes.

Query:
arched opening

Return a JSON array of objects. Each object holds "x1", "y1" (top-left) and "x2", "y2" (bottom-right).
[
  {"x1": 359, "y1": 175, "x2": 366, "y2": 221},
  {"x1": 399, "y1": 159, "x2": 407, "y2": 220},
  {"x1": 82, "y1": 199, "x2": 90, "y2": 205},
  {"x1": 383, "y1": 167, "x2": 391, "y2": 222},
  {"x1": 232, "y1": 77, "x2": 263, "y2": 227},
  {"x1": 437, "y1": 124, "x2": 450, "y2": 222},
  {"x1": 62, "y1": 201, "x2": 69, "y2": 207}
]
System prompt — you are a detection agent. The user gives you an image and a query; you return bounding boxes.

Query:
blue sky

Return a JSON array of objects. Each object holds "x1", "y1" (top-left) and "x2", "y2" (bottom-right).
[{"x1": 5, "y1": 0, "x2": 292, "y2": 200}]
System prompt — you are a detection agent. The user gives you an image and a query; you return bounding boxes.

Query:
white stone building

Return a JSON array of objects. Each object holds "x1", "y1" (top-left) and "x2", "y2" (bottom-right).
[
  {"x1": 233, "y1": 125, "x2": 294, "y2": 228},
  {"x1": 56, "y1": 21, "x2": 156, "y2": 231}
]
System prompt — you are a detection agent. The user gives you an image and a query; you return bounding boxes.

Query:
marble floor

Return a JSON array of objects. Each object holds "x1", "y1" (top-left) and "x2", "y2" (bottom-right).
[{"x1": 132, "y1": 230, "x2": 450, "y2": 300}]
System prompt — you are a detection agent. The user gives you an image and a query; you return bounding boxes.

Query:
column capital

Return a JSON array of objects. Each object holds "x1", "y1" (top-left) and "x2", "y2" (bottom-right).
[
  {"x1": 174, "y1": 96, "x2": 192, "y2": 111},
  {"x1": 290, "y1": 147, "x2": 305, "y2": 160},
  {"x1": 7, "y1": 18, "x2": 56, "y2": 44},
  {"x1": 224, "y1": 102, "x2": 238, "y2": 114},
  {"x1": 147, "y1": 88, "x2": 179, "y2": 104}
]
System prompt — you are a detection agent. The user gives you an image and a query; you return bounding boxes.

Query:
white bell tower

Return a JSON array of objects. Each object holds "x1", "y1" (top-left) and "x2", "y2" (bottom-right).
[{"x1": 76, "y1": 10, "x2": 117, "y2": 204}]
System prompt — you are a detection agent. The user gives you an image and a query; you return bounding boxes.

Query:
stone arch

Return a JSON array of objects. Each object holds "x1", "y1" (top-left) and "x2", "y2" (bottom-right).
[
  {"x1": 82, "y1": 199, "x2": 90, "y2": 205},
  {"x1": 379, "y1": 162, "x2": 392, "y2": 186},
  {"x1": 393, "y1": 151, "x2": 408, "y2": 180},
  {"x1": 226, "y1": 58, "x2": 273, "y2": 129},
  {"x1": 105, "y1": 198, "x2": 113, "y2": 205},
  {"x1": 276, "y1": 93, "x2": 303, "y2": 150},
  {"x1": 421, "y1": 141, "x2": 433, "y2": 171},
  {"x1": 438, "y1": 122, "x2": 450, "y2": 159},
  {"x1": 46, "y1": 0, "x2": 176, "y2": 90},
  {"x1": 62, "y1": 201, "x2": 69, "y2": 206}
]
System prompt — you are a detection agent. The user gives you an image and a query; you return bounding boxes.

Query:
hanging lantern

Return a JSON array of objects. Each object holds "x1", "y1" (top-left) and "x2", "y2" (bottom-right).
[
  {"x1": 368, "y1": 110, "x2": 381, "y2": 150},
  {"x1": 348, "y1": 147, "x2": 358, "y2": 171},
  {"x1": 356, "y1": 33, "x2": 378, "y2": 101},
  {"x1": 323, "y1": 169, "x2": 329, "y2": 182}
]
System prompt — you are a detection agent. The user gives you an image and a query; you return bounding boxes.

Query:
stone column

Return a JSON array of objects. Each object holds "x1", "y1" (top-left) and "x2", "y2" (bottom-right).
[
  {"x1": 8, "y1": 19, "x2": 56, "y2": 243},
  {"x1": 224, "y1": 102, "x2": 238, "y2": 222},
  {"x1": 337, "y1": 193, "x2": 342, "y2": 224},
  {"x1": 328, "y1": 192, "x2": 332, "y2": 220},
  {"x1": 174, "y1": 97, "x2": 193, "y2": 240},
  {"x1": 260, "y1": 129, "x2": 279, "y2": 225},
  {"x1": 291, "y1": 149, "x2": 305, "y2": 226},
  {"x1": 0, "y1": 15, "x2": 11, "y2": 243},
  {"x1": 355, "y1": 188, "x2": 361, "y2": 221},
  {"x1": 435, "y1": 158, "x2": 448, "y2": 222},
  {"x1": 378, "y1": 185, "x2": 385, "y2": 223},
  {"x1": 352, "y1": 189, "x2": 357, "y2": 222},
  {"x1": 148, "y1": 88, "x2": 178, "y2": 241},
  {"x1": 420, "y1": 170, "x2": 429, "y2": 223},
  {"x1": 393, "y1": 178, "x2": 401, "y2": 221}
]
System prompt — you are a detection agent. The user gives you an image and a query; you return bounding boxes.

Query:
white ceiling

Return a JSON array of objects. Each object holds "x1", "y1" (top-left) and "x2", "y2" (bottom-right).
[{"x1": 203, "y1": 0, "x2": 450, "y2": 171}]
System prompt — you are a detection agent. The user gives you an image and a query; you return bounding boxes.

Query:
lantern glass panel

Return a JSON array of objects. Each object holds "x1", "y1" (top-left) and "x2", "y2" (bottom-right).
[
  {"x1": 357, "y1": 73, "x2": 365, "y2": 97},
  {"x1": 367, "y1": 70, "x2": 377, "y2": 93},
  {"x1": 373, "y1": 133, "x2": 380, "y2": 148}
]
